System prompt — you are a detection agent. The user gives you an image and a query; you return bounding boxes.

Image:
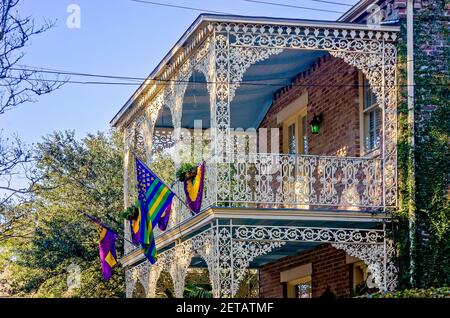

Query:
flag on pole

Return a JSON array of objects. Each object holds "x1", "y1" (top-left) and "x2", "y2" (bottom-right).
[
  {"x1": 82, "y1": 212, "x2": 118, "y2": 281},
  {"x1": 135, "y1": 156, "x2": 175, "y2": 264},
  {"x1": 98, "y1": 225, "x2": 118, "y2": 281}
]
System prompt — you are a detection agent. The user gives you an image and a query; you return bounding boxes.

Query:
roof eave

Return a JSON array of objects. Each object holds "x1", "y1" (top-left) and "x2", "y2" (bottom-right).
[{"x1": 337, "y1": 0, "x2": 377, "y2": 22}]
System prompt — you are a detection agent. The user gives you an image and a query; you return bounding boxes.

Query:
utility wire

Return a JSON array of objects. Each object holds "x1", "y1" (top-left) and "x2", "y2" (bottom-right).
[
  {"x1": 129, "y1": 0, "x2": 232, "y2": 15},
  {"x1": 310, "y1": 0, "x2": 353, "y2": 7},
  {"x1": 11, "y1": 65, "x2": 375, "y2": 83},
  {"x1": 2, "y1": 75, "x2": 446, "y2": 88},
  {"x1": 11, "y1": 66, "x2": 144, "y2": 83},
  {"x1": 130, "y1": 0, "x2": 349, "y2": 16},
  {"x1": 243, "y1": 0, "x2": 345, "y2": 14},
  {"x1": 4, "y1": 60, "x2": 430, "y2": 87}
]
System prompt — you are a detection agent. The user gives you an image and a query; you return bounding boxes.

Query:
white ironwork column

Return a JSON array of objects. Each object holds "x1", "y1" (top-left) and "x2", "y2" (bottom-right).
[
  {"x1": 169, "y1": 242, "x2": 194, "y2": 298},
  {"x1": 147, "y1": 263, "x2": 163, "y2": 298},
  {"x1": 123, "y1": 124, "x2": 136, "y2": 255}
]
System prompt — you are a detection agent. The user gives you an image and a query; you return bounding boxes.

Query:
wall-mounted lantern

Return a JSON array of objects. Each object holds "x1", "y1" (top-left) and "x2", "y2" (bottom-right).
[{"x1": 310, "y1": 114, "x2": 323, "y2": 134}]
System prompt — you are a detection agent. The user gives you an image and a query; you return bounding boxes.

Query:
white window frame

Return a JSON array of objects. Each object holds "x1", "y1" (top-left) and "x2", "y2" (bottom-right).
[{"x1": 359, "y1": 72, "x2": 381, "y2": 157}]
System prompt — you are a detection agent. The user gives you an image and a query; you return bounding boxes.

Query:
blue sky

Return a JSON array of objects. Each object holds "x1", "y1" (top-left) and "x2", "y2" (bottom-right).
[{"x1": 0, "y1": 0, "x2": 357, "y2": 145}]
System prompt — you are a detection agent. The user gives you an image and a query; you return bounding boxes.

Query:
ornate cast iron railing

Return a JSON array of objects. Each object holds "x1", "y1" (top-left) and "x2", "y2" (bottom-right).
[
  {"x1": 165, "y1": 152, "x2": 382, "y2": 235},
  {"x1": 124, "y1": 152, "x2": 383, "y2": 254},
  {"x1": 212, "y1": 153, "x2": 383, "y2": 209}
]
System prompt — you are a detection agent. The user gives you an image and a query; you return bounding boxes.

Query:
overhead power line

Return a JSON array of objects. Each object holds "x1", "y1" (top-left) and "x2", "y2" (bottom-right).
[
  {"x1": 310, "y1": 0, "x2": 353, "y2": 7},
  {"x1": 7, "y1": 65, "x2": 448, "y2": 88},
  {"x1": 129, "y1": 0, "x2": 232, "y2": 15},
  {"x1": 11, "y1": 65, "x2": 373, "y2": 84},
  {"x1": 243, "y1": 0, "x2": 345, "y2": 14},
  {"x1": 11, "y1": 66, "x2": 144, "y2": 83},
  {"x1": 3, "y1": 74, "x2": 446, "y2": 89},
  {"x1": 129, "y1": 0, "x2": 348, "y2": 16}
]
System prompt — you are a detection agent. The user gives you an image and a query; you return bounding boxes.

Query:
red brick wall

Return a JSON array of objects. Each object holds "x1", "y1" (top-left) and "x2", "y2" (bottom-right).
[
  {"x1": 346, "y1": 1, "x2": 443, "y2": 23},
  {"x1": 259, "y1": 244, "x2": 352, "y2": 298},
  {"x1": 259, "y1": 55, "x2": 361, "y2": 157}
]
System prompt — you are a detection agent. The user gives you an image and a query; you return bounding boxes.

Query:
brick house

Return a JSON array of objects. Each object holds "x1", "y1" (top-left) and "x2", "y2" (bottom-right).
[{"x1": 112, "y1": 0, "x2": 448, "y2": 298}]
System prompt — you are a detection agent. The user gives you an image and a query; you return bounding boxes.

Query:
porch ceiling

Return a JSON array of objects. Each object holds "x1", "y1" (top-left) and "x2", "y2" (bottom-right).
[{"x1": 155, "y1": 49, "x2": 328, "y2": 130}]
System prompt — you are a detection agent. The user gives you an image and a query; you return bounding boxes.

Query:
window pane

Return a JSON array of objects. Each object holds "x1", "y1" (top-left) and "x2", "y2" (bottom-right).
[
  {"x1": 363, "y1": 78, "x2": 377, "y2": 109},
  {"x1": 364, "y1": 108, "x2": 381, "y2": 152},
  {"x1": 301, "y1": 115, "x2": 308, "y2": 155},
  {"x1": 296, "y1": 282, "x2": 312, "y2": 298},
  {"x1": 375, "y1": 107, "x2": 381, "y2": 147},
  {"x1": 288, "y1": 123, "x2": 297, "y2": 154}
]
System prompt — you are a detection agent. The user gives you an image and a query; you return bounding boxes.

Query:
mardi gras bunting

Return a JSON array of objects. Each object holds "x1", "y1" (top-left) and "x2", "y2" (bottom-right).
[
  {"x1": 130, "y1": 200, "x2": 141, "y2": 245},
  {"x1": 183, "y1": 162, "x2": 205, "y2": 214}
]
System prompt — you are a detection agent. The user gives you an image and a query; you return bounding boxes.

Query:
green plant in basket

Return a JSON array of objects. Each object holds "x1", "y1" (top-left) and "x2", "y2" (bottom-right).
[
  {"x1": 176, "y1": 162, "x2": 197, "y2": 182},
  {"x1": 121, "y1": 204, "x2": 139, "y2": 220}
]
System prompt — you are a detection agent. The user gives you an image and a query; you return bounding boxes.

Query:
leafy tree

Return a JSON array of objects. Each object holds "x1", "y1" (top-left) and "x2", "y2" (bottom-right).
[{"x1": 0, "y1": 130, "x2": 125, "y2": 297}]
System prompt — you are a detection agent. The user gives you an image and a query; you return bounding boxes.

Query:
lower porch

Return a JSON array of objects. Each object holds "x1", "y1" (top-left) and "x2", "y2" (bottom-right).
[{"x1": 123, "y1": 208, "x2": 397, "y2": 298}]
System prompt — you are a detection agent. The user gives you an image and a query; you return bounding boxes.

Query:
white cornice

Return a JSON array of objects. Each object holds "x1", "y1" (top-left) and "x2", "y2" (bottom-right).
[{"x1": 338, "y1": 0, "x2": 377, "y2": 22}]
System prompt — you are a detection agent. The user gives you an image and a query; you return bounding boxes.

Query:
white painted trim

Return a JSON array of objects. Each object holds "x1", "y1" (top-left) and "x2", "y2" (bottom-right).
[
  {"x1": 338, "y1": 0, "x2": 377, "y2": 22},
  {"x1": 201, "y1": 14, "x2": 399, "y2": 31},
  {"x1": 280, "y1": 263, "x2": 312, "y2": 282},
  {"x1": 276, "y1": 92, "x2": 308, "y2": 125}
]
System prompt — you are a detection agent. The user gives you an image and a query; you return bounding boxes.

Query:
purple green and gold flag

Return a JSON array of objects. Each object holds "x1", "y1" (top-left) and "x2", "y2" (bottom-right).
[
  {"x1": 98, "y1": 225, "x2": 117, "y2": 281},
  {"x1": 130, "y1": 200, "x2": 141, "y2": 244},
  {"x1": 135, "y1": 156, "x2": 174, "y2": 264},
  {"x1": 183, "y1": 162, "x2": 205, "y2": 214}
]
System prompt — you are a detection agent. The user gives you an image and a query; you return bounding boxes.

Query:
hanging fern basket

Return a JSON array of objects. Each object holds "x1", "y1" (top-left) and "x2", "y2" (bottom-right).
[
  {"x1": 176, "y1": 163, "x2": 197, "y2": 182},
  {"x1": 121, "y1": 204, "x2": 139, "y2": 221}
]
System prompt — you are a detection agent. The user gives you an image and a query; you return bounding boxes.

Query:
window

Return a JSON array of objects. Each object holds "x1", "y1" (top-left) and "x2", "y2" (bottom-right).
[
  {"x1": 346, "y1": 255, "x2": 370, "y2": 296},
  {"x1": 287, "y1": 122, "x2": 297, "y2": 154},
  {"x1": 286, "y1": 276, "x2": 312, "y2": 298},
  {"x1": 295, "y1": 279, "x2": 312, "y2": 298},
  {"x1": 360, "y1": 75, "x2": 381, "y2": 154},
  {"x1": 352, "y1": 261, "x2": 368, "y2": 289},
  {"x1": 280, "y1": 263, "x2": 312, "y2": 298},
  {"x1": 282, "y1": 109, "x2": 308, "y2": 155}
]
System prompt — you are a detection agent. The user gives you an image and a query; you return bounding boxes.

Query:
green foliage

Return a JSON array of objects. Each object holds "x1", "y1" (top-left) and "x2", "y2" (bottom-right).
[
  {"x1": 175, "y1": 163, "x2": 196, "y2": 182},
  {"x1": 184, "y1": 283, "x2": 212, "y2": 298},
  {"x1": 150, "y1": 152, "x2": 176, "y2": 185},
  {"x1": 0, "y1": 130, "x2": 125, "y2": 297},
  {"x1": 151, "y1": 269, "x2": 213, "y2": 298},
  {"x1": 360, "y1": 286, "x2": 450, "y2": 298},
  {"x1": 396, "y1": 1, "x2": 450, "y2": 288},
  {"x1": 121, "y1": 204, "x2": 139, "y2": 220},
  {"x1": 395, "y1": 20, "x2": 416, "y2": 289},
  {"x1": 410, "y1": 1, "x2": 450, "y2": 288}
]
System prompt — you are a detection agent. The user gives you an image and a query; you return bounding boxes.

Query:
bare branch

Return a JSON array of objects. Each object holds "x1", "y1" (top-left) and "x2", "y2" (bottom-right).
[{"x1": 0, "y1": 0, "x2": 63, "y2": 114}]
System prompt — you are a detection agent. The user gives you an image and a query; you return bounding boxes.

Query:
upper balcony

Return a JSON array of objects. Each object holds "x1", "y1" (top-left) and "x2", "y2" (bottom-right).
[{"x1": 111, "y1": 15, "x2": 399, "y2": 255}]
